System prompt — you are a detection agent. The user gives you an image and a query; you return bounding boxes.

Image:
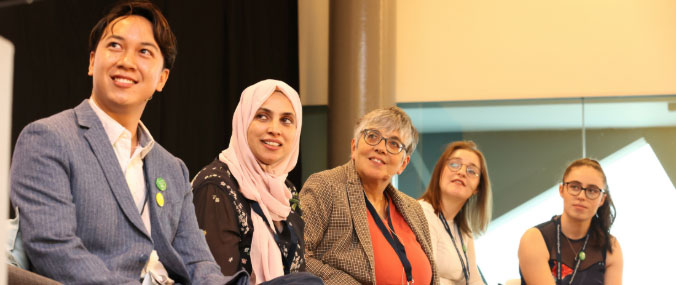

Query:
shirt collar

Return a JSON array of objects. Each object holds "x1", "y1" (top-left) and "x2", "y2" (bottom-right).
[
  {"x1": 89, "y1": 99, "x2": 155, "y2": 158},
  {"x1": 136, "y1": 122, "x2": 154, "y2": 158}
]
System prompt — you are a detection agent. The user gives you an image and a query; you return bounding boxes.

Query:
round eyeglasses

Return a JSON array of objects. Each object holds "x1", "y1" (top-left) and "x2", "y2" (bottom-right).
[
  {"x1": 447, "y1": 158, "x2": 480, "y2": 177},
  {"x1": 563, "y1": 182, "x2": 606, "y2": 199},
  {"x1": 361, "y1": 129, "x2": 407, "y2": 154}
]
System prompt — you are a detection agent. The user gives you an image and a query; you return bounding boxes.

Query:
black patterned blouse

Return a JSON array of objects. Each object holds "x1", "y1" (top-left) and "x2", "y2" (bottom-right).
[{"x1": 192, "y1": 159, "x2": 306, "y2": 276}]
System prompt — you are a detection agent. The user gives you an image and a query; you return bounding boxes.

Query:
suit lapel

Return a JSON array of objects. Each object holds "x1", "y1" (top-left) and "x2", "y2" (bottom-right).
[
  {"x1": 145, "y1": 153, "x2": 190, "y2": 283},
  {"x1": 388, "y1": 187, "x2": 435, "y2": 269},
  {"x1": 75, "y1": 100, "x2": 150, "y2": 239},
  {"x1": 143, "y1": 151, "x2": 165, "y2": 225},
  {"x1": 387, "y1": 187, "x2": 414, "y2": 233},
  {"x1": 344, "y1": 162, "x2": 376, "y2": 283}
]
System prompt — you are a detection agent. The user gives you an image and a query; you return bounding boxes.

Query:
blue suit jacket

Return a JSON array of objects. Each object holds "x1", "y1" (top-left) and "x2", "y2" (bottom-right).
[{"x1": 10, "y1": 100, "x2": 235, "y2": 284}]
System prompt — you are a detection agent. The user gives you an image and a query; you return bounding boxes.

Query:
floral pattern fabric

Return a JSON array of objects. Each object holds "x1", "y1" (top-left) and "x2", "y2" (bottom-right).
[{"x1": 192, "y1": 159, "x2": 306, "y2": 276}]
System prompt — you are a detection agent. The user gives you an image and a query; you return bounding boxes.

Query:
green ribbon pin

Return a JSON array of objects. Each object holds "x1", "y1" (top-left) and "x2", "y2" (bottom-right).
[{"x1": 155, "y1": 177, "x2": 167, "y2": 191}]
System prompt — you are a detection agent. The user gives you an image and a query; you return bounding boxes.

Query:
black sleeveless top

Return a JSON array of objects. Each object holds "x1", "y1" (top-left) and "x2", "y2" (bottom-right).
[{"x1": 521, "y1": 216, "x2": 606, "y2": 285}]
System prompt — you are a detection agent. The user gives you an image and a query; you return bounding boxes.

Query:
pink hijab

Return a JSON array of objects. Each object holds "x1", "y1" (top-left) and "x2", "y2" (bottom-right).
[{"x1": 218, "y1": 79, "x2": 302, "y2": 283}]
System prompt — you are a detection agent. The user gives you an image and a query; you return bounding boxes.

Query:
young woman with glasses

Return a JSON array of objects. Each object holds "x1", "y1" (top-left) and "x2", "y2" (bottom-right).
[
  {"x1": 518, "y1": 158, "x2": 623, "y2": 284},
  {"x1": 419, "y1": 141, "x2": 492, "y2": 285}
]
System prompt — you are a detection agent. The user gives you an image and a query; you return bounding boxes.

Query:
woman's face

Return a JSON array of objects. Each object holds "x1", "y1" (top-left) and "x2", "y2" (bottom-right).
[
  {"x1": 559, "y1": 165, "x2": 607, "y2": 222},
  {"x1": 247, "y1": 91, "x2": 297, "y2": 168},
  {"x1": 351, "y1": 128, "x2": 410, "y2": 186},
  {"x1": 439, "y1": 149, "x2": 481, "y2": 203}
]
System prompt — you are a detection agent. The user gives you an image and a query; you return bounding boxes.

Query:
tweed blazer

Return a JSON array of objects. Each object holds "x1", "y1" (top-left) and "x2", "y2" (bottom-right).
[
  {"x1": 10, "y1": 100, "x2": 236, "y2": 284},
  {"x1": 300, "y1": 161, "x2": 439, "y2": 285}
]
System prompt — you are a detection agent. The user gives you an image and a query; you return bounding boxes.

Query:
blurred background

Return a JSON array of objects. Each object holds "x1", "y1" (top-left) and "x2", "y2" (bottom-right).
[{"x1": 2, "y1": 0, "x2": 676, "y2": 283}]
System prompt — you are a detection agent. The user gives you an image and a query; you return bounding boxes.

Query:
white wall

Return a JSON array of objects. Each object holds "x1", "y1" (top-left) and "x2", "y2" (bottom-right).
[
  {"x1": 298, "y1": 0, "x2": 676, "y2": 104},
  {"x1": 0, "y1": 35, "x2": 14, "y2": 285},
  {"x1": 395, "y1": 0, "x2": 676, "y2": 102}
]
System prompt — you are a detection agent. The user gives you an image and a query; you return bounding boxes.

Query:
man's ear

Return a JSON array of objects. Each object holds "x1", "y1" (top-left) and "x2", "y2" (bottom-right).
[
  {"x1": 155, "y1": 68, "x2": 170, "y2": 92},
  {"x1": 88, "y1": 51, "x2": 95, "y2": 76}
]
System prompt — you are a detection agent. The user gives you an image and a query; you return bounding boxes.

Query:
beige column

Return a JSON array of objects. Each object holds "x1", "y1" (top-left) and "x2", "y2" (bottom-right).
[{"x1": 328, "y1": 0, "x2": 396, "y2": 167}]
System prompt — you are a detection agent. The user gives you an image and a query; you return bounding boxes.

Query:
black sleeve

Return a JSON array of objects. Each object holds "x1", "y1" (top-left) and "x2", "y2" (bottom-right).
[{"x1": 192, "y1": 183, "x2": 242, "y2": 276}]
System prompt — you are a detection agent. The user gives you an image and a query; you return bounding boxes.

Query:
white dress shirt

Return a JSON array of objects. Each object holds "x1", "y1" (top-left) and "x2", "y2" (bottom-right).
[
  {"x1": 89, "y1": 99, "x2": 175, "y2": 284},
  {"x1": 89, "y1": 99, "x2": 155, "y2": 235}
]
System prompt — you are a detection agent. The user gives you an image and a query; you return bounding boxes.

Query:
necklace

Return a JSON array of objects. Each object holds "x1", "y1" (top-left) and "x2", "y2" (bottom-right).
[
  {"x1": 555, "y1": 216, "x2": 590, "y2": 285},
  {"x1": 565, "y1": 236, "x2": 586, "y2": 262}
]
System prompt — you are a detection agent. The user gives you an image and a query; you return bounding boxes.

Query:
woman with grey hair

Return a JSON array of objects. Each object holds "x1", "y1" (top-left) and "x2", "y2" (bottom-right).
[{"x1": 300, "y1": 106, "x2": 438, "y2": 284}]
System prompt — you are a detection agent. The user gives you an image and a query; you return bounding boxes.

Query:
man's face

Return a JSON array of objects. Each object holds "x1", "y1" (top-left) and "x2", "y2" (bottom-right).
[{"x1": 88, "y1": 15, "x2": 169, "y2": 117}]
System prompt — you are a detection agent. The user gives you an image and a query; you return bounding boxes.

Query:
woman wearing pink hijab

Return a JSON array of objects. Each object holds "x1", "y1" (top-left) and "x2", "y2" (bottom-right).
[{"x1": 192, "y1": 79, "x2": 318, "y2": 284}]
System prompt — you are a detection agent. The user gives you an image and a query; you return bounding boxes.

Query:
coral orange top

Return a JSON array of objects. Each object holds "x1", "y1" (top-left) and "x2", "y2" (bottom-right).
[{"x1": 367, "y1": 198, "x2": 433, "y2": 285}]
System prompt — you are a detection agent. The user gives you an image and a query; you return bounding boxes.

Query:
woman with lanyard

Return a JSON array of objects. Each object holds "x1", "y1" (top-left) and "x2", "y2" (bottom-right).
[
  {"x1": 419, "y1": 141, "x2": 492, "y2": 285},
  {"x1": 192, "y1": 80, "x2": 320, "y2": 284},
  {"x1": 301, "y1": 106, "x2": 437, "y2": 284},
  {"x1": 519, "y1": 158, "x2": 623, "y2": 284}
]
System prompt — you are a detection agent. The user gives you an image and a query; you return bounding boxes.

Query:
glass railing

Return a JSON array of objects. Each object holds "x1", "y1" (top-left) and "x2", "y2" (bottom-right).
[{"x1": 399, "y1": 95, "x2": 676, "y2": 284}]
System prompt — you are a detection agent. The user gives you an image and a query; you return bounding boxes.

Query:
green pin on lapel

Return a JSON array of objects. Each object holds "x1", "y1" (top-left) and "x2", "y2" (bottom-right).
[
  {"x1": 155, "y1": 177, "x2": 167, "y2": 191},
  {"x1": 578, "y1": 251, "x2": 586, "y2": 261}
]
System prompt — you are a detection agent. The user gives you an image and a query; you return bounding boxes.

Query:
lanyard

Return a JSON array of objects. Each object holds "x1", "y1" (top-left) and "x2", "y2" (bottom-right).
[
  {"x1": 555, "y1": 217, "x2": 589, "y2": 285},
  {"x1": 250, "y1": 201, "x2": 299, "y2": 275},
  {"x1": 139, "y1": 195, "x2": 149, "y2": 215},
  {"x1": 438, "y1": 211, "x2": 469, "y2": 285},
  {"x1": 363, "y1": 192, "x2": 414, "y2": 284},
  {"x1": 140, "y1": 165, "x2": 150, "y2": 215}
]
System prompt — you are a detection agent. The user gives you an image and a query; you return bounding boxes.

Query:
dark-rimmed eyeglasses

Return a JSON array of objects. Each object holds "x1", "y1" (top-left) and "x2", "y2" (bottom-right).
[
  {"x1": 563, "y1": 181, "x2": 606, "y2": 199},
  {"x1": 361, "y1": 129, "x2": 407, "y2": 154},
  {"x1": 447, "y1": 158, "x2": 480, "y2": 178}
]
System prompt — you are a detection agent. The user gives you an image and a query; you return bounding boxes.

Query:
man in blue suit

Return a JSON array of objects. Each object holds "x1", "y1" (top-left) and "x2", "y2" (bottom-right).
[{"x1": 10, "y1": 1, "x2": 241, "y2": 284}]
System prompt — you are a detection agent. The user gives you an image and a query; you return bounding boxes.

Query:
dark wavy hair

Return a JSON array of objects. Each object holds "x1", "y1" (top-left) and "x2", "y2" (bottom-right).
[
  {"x1": 562, "y1": 158, "x2": 616, "y2": 253},
  {"x1": 420, "y1": 141, "x2": 492, "y2": 235},
  {"x1": 88, "y1": 0, "x2": 177, "y2": 69}
]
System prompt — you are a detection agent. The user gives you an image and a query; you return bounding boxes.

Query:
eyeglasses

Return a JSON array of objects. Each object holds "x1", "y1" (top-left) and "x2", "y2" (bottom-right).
[
  {"x1": 361, "y1": 129, "x2": 407, "y2": 154},
  {"x1": 563, "y1": 181, "x2": 606, "y2": 199},
  {"x1": 447, "y1": 158, "x2": 480, "y2": 177}
]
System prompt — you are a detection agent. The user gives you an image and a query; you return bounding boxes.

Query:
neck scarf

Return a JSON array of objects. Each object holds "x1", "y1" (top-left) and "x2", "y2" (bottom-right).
[{"x1": 218, "y1": 79, "x2": 302, "y2": 283}]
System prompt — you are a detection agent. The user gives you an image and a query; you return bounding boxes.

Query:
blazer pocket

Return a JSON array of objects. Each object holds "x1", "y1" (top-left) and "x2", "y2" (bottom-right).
[{"x1": 155, "y1": 195, "x2": 183, "y2": 233}]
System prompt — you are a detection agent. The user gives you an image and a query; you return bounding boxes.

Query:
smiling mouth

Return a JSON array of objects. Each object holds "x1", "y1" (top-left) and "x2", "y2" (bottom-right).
[
  {"x1": 262, "y1": 140, "x2": 281, "y2": 147},
  {"x1": 111, "y1": 76, "x2": 138, "y2": 85},
  {"x1": 369, "y1": 157, "x2": 385, "y2": 165},
  {"x1": 451, "y1": 179, "x2": 466, "y2": 186}
]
